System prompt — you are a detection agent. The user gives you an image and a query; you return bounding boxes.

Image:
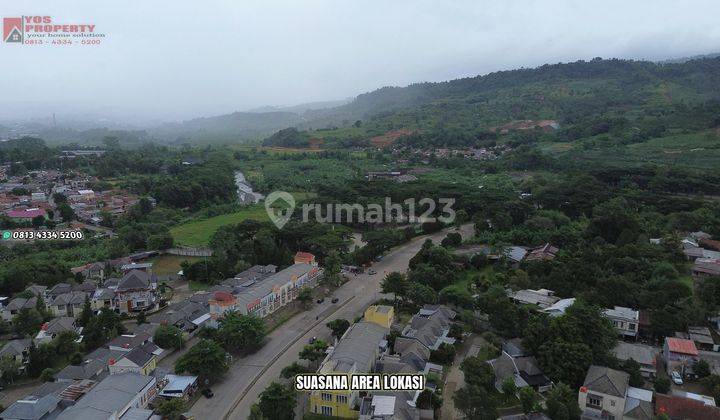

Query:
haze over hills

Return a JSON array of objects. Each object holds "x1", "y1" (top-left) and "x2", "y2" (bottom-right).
[{"x1": 4, "y1": 54, "x2": 720, "y2": 147}]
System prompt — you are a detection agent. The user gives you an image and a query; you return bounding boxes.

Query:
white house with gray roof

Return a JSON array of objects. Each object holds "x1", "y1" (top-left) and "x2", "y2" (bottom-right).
[{"x1": 578, "y1": 365, "x2": 653, "y2": 420}]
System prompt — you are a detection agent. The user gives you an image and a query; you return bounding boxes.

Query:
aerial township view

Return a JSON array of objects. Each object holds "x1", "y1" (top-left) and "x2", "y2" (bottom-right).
[{"x1": 1, "y1": 2, "x2": 720, "y2": 420}]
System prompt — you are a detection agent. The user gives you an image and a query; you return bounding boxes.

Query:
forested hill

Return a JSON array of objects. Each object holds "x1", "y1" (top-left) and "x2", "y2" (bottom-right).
[{"x1": 305, "y1": 57, "x2": 720, "y2": 131}]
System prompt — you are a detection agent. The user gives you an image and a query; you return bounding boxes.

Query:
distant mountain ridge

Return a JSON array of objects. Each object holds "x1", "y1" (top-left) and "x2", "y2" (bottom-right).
[
  {"x1": 245, "y1": 98, "x2": 352, "y2": 114},
  {"x1": 17, "y1": 54, "x2": 720, "y2": 147}
]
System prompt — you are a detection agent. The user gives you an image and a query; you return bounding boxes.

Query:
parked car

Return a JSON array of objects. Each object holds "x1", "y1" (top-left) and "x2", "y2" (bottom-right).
[
  {"x1": 316, "y1": 298, "x2": 325, "y2": 304},
  {"x1": 331, "y1": 297, "x2": 339, "y2": 303},
  {"x1": 368, "y1": 269, "x2": 377, "y2": 275},
  {"x1": 202, "y1": 388, "x2": 214, "y2": 398},
  {"x1": 671, "y1": 371, "x2": 683, "y2": 385},
  {"x1": 374, "y1": 255, "x2": 383, "y2": 262}
]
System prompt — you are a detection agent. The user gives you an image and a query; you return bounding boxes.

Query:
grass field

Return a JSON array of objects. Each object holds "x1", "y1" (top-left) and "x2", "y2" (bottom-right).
[
  {"x1": 147, "y1": 255, "x2": 203, "y2": 276},
  {"x1": 170, "y1": 204, "x2": 269, "y2": 246},
  {"x1": 548, "y1": 130, "x2": 720, "y2": 169}
]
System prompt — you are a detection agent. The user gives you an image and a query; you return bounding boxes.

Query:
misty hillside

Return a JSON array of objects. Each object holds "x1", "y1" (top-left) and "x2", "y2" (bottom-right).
[
  {"x1": 245, "y1": 98, "x2": 352, "y2": 114},
  {"x1": 306, "y1": 57, "x2": 720, "y2": 129},
  {"x1": 19, "y1": 56, "x2": 720, "y2": 148},
  {"x1": 150, "y1": 111, "x2": 304, "y2": 144},
  {"x1": 262, "y1": 57, "x2": 720, "y2": 150}
]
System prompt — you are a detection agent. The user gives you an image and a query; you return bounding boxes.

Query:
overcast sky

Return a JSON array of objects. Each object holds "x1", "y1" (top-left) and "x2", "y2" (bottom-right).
[{"x1": 2, "y1": 0, "x2": 720, "y2": 123}]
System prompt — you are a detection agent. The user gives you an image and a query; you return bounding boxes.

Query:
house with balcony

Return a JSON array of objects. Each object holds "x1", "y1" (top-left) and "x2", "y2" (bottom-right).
[
  {"x1": 603, "y1": 306, "x2": 639, "y2": 338},
  {"x1": 113, "y1": 270, "x2": 158, "y2": 314},
  {"x1": 578, "y1": 366, "x2": 653, "y2": 420}
]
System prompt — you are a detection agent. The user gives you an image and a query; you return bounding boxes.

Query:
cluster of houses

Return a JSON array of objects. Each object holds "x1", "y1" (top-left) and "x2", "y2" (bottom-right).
[
  {"x1": 0, "y1": 267, "x2": 160, "y2": 376},
  {"x1": 455, "y1": 242, "x2": 560, "y2": 266},
  {"x1": 0, "y1": 251, "x2": 323, "y2": 420},
  {"x1": 677, "y1": 231, "x2": 720, "y2": 279},
  {"x1": 0, "y1": 266, "x2": 197, "y2": 420},
  {"x1": 504, "y1": 286, "x2": 720, "y2": 419},
  {"x1": 63, "y1": 188, "x2": 150, "y2": 226},
  {"x1": 149, "y1": 252, "x2": 323, "y2": 338},
  {"x1": 388, "y1": 145, "x2": 512, "y2": 162},
  {"x1": 307, "y1": 303, "x2": 456, "y2": 420},
  {"x1": 577, "y1": 363, "x2": 720, "y2": 419},
  {"x1": 0, "y1": 335, "x2": 198, "y2": 420},
  {"x1": 365, "y1": 170, "x2": 419, "y2": 184},
  {"x1": 0, "y1": 169, "x2": 67, "y2": 218},
  {"x1": 0, "y1": 168, "x2": 150, "y2": 227}
]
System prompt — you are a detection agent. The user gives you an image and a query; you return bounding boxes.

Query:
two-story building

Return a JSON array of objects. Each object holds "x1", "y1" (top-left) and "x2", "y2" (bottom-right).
[
  {"x1": 208, "y1": 291, "x2": 237, "y2": 328},
  {"x1": 49, "y1": 291, "x2": 87, "y2": 318},
  {"x1": 108, "y1": 345, "x2": 158, "y2": 376},
  {"x1": 112, "y1": 270, "x2": 158, "y2": 314},
  {"x1": 578, "y1": 365, "x2": 653, "y2": 420},
  {"x1": 664, "y1": 337, "x2": 699, "y2": 377},
  {"x1": 34, "y1": 317, "x2": 82, "y2": 345},
  {"x1": 363, "y1": 305, "x2": 394, "y2": 329},
  {"x1": 603, "y1": 306, "x2": 639, "y2": 338},
  {"x1": 234, "y1": 262, "x2": 321, "y2": 318},
  {"x1": 309, "y1": 321, "x2": 389, "y2": 418},
  {"x1": 0, "y1": 339, "x2": 32, "y2": 373},
  {"x1": 1, "y1": 297, "x2": 37, "y2": 322}
]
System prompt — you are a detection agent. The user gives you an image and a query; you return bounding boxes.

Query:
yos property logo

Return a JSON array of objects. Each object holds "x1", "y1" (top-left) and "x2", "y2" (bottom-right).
[
  {"x1": 3, "y1": 16, "x2": 105, "y2": 45},
  {"x1": 3, "y1": 18, "x2": 22, "y2": 43}
]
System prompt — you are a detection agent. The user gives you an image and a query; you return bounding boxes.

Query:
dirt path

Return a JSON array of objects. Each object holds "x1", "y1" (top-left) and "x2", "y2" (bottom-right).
[{"x1": 440, "y1": 335, "x2": 485, "y2": 419}]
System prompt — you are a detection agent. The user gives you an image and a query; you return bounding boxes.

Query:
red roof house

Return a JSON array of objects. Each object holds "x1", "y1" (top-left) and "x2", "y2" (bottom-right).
[
  {"x1": 294, "y1": 251, "x2": 316, "y2": 265},
  {"x1": 655, "y1": 393, "x2": 720, "y2": 419},
  {"x1": 664, "y1": 337, "x2": 700, "y2": 377},
  {"x1": 666, "y1": 337, "x2": 699, "y2": 356},
  {"x1": 6, "y1": 208, "x2": 46, "y2": 219}
]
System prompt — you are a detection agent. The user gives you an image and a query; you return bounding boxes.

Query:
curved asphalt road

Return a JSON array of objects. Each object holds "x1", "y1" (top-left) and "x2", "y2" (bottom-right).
[{"x1": 189, "y1": 224, "x2": 474, "y2": 420}]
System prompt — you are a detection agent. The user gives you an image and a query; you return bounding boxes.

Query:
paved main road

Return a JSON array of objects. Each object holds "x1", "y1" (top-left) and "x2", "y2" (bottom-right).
[{"x1": 189, "y1": 224, "x2": 473, "y2": 420}]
